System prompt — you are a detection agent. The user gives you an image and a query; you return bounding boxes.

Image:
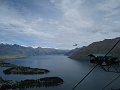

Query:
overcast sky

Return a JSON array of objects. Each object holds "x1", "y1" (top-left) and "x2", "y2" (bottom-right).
[{"x1": 0, "y1": 0, "x2": 120, "y2": 49}]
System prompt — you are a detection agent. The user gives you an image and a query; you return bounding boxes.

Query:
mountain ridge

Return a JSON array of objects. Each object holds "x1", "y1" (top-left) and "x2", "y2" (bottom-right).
[
  {"x1": 68, "y1": 37, "x2": 120, "y2": 60},
  {"x1": 0, "y1": 43, "x2": 69, "y2": 56}
]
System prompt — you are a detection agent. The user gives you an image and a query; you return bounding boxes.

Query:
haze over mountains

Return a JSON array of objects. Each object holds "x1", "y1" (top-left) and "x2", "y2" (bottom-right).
[
  {"x1": 0, "y1": 43, "x2": 69, "y2": 56},
  {"x1": 67, "y1": 37, "x2": 120, "y2": 60}
]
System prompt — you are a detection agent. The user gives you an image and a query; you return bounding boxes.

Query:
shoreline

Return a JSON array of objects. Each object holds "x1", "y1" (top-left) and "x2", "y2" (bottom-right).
[{"x1": 0, "y1": 54, "x2": 29, "y2": 61}]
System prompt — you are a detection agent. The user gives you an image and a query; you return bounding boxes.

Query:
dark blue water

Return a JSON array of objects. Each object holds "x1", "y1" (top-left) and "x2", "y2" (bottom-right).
[{"x1": 0, "y1": 55, "x2": 120, "y2": 90}]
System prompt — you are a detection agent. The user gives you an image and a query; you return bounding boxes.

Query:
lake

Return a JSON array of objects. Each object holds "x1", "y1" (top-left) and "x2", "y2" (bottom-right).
[{"x1": 0, "y1": 55, "x2": 120, "y2": 90}]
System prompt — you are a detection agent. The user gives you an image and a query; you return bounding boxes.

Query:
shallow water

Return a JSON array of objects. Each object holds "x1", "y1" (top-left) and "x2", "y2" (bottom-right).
[{"x1": 0, "y1": 55, "x2": 120, "y2": 90}]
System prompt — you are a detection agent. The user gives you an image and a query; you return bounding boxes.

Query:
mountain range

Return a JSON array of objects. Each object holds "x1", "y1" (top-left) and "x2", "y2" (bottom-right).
[
  {"x1": 67, "y1": 37, "x2": 120, "y2": 60},
  {"x1": 0, "y1": 43, "x2": 69, "y2": 56}
]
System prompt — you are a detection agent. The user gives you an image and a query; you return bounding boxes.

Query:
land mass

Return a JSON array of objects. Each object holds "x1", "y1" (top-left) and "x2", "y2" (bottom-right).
[
  {"x1": 3, "y1": 66, "x2": 49, "y2": 75},
  {"x1": 67, "y1": 37, "x2": 120, "y2": 60},
  {"x1": 0, "y1": 77, "x2": 64, "y2": 90},
  {"x1": 0, "y1": 43, "x2": 69, "y2": 60},
  {"x1": 0, "y1": 61, "x2": 49, "y2": 75}
]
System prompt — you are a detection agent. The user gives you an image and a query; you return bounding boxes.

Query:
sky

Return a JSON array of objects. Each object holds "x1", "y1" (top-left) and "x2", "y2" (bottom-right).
[{"x1": 0, "y1": 0, "x2": 120, "y2": 49}]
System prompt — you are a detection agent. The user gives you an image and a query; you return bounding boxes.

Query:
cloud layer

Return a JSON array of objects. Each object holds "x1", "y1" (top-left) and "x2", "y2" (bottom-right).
[{"x1": 0, "y1": 0, "x2": 120, "y2": 49}]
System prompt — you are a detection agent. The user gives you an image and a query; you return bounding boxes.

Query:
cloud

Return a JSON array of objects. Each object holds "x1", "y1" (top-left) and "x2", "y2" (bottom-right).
[
  {"x1": 0, "y1": 2, "x2": 56, "y2": 39},
  {"x1": 0, "y1": 0, "x2": 120, "y2": 49},
  {"x1": 97, "y1": 0, "x2": 120, "y2": 19},
  {"x1": 98, "y1": 0, "x2": 120, "y2": 12},
  {"x1": 49, "y1": 0, "x2": 120, "y2": 48}
]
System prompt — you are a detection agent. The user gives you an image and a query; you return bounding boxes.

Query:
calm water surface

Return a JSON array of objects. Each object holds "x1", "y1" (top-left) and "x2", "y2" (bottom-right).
[{"x1": 0, "y1": 55, "x2": 120, "y2": 90}]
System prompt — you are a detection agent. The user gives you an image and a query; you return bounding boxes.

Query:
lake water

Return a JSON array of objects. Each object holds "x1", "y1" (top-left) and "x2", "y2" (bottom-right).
[{"x1": 0, "y1": 55, "x2": 120, "y2": 90}]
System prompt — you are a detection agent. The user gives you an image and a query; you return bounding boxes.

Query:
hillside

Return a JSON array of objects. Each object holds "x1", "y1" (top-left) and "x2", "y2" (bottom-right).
[
  {"x1": 0, "y1": 43, "x2": 69, "y2": 57},
  {"x1": 68, "y1": 37, "x2": 120, "y2": 60},
  {"x1": 65, "y1": 48, "x2": 80, "y2": 56}
]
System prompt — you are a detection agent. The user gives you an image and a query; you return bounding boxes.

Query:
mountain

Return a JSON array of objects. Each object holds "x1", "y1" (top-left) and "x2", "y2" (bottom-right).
[
  {"x1": 43, "y1": 48, "x2": 69, "y2": 55},
  {"x1": 0, "y1": 43, "x2": 69, "y2": 56},
  {"x1": 65, "y1": 48, "x2": 80, "y2": 56},
  {"x1": 68, "y1": 37, "x2": 120, "y2": 60}
]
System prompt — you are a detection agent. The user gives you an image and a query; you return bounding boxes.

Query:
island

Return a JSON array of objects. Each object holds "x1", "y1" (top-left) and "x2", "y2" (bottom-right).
[
  {"x1": 0, "y1": 61, "x2": 17, "y2": 67},
  {"x1": 0, "y1": 55, "x2": 29, "y2": 60},
  {"x1": 3, "y1": 66, "x2": 49, "y2": 75},
  {"x1": 0, "y1": 77, "x2": 64, "y2": 90}
]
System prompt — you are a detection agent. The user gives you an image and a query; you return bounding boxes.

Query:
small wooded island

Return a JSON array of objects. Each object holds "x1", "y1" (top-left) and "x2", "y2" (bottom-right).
[
  {"x1": 0, "y1": 77, "x2": 64, "y2": 90},
  {"x1": 3, "y1": 66, "x2": 49, "y2": 74},
  {"x1": 0, "y1": 61, "x2": 49, "y2": 74}
]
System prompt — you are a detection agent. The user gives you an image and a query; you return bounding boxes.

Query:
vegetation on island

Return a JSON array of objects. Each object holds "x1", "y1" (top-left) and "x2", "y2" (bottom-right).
[
  {"x1": 0, "y1": 61, "x2": 49, "y2": 75},
  {"x1": 0, "y1": 77, "x2": 64, "y2": 90},
  {"x1": 3, "y1": 66, "x2": 49, "y2": 75}
]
